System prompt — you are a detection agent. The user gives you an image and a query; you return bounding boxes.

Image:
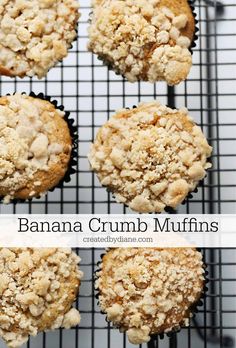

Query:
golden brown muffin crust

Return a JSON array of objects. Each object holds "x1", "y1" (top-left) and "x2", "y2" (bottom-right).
[
  {"x1": 0, "y1": 0, "x2": 80, "y2": 79},
  {"x1": 159, "y1": 0, "x2": 195, "y2": 41},
  {"x1": 0, "y1": 94, "x2": 72, "y2": 202},
  {"x1": 88, "y1": 101, "x2": 212, "y2": 213},
  {"x1": 96, "y1": 248, "x2": 205, "y2": 344},
  {"x1": 88, "y1": 0, "x2": 196, "y2": 84},
  {"x1": 14, "y1": 109, "x2": 72, "y2": 200},
  {"x1": 0, "y1": 248, "x2": 83, "y2": 348}
]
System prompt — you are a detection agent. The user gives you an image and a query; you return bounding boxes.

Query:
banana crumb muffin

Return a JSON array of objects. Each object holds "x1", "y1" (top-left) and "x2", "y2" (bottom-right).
[
  {"x1": 96, "y1": 248, "x2": 205, "y2": 344},
  {"x1": 0, "y1": 0, "x2": 80, "y2": 79},
  {"x1": 0, "y1": 248, "x2": 83, "y2": 348},
  {"x1": 88, "y1": 0, "x2": 196, "y2": 85},
  {"x1": 88, "y1": 101, "x2": 212, "y2": 213},
  {"x1": 0, "y1": 93, "x2": 73, "y2": 203}
]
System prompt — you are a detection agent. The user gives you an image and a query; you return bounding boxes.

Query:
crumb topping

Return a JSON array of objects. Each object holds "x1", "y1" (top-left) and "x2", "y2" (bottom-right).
[
  {"x1": 0, "y1": 248, "x2": 83, "y2": 348},
  {"x1": 88, "y1": 0, "x2": 194, "y2": 85},
  {"x1": 0, "y1": 94, "x2": 72, "y2": 201},
  {"x1": 88, "y1": 101, "x2": 212, "y2": 213},
  {"x1": 0, "y1": 0, "x2": 80, "y2": 78},
  {"x1": 96, "y1": 248, "x2": 204, "y2": 344}
]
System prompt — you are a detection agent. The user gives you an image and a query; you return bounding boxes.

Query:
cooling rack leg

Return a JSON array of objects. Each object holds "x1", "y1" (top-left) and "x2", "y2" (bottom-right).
[
  {"x1": 202, "y1": 0, "x2": 224, "y2": 14},
  {"x1": 147, "y1": 338, "x2": 156, "y2": 348},
  {"x1": 167, "y1": 86, "x2": 175, "y2": 109},
  {"x1": 147, "y1": 334, "x2": 178, "y2": 348},
  {"x1": 169, "y1": 334, "x2": 177, "y2": 348},
  {"x1": 193, "y1": 317, "x2": 234, "y2": 347}
]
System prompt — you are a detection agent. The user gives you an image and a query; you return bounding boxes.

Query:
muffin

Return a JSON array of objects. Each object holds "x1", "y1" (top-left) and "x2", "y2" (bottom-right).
[
  {"x1": 0, "y1": 93, "x2": 74, "y2": 203},
  {"x1": 88, "y1": 101, "x2": 212, "y2": 213},
  {"x1": 0, "y1": 248, "x2": 83, "y2": 348},
  {"x1": 88, "y1": 0, "x2": 196, "y2": 85},
  {"x1": 0, "y1": 0, "x2": 80, "y2": 79},
  {"x1": 96, "y1": 248, "x2": 205, "y2": 344}
]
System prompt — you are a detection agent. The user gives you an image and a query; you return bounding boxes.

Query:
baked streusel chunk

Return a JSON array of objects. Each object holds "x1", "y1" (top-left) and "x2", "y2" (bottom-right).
[
  {"x1": 96, "y1": 248, "x2": 205, "y2": 344},
  {"x1": 88, "y1": 0, "x2": 196, "y2": 85},
  {"x1": 0, "y1": 94, "x2": 72, "y2": 202},
  {"x1": 0, "y1": 0, "x2": 80, "y2": 78},
  {"x1": 0, "y1": 248, "x2": 83, "y2": 348},
  {"x1": 88, "y1": 101, "x2": 212, "y2": 213}
]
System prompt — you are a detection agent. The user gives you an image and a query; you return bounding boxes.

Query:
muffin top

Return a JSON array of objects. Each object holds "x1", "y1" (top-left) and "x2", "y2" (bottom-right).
[
  {"x1": 88, "y1": 101, "x2": 212, "y2": 213},
  {"x1": 0, "y1": 248, "x2": 83, "y2": 348},
  {"x1": 88, "y1": 0, "x2": 195, "y2": 85},
  {"x1": 96, "y1": 248, "x2": 204, "y2": 344},
  {"x1": 0, "y1": 94, "x2": 72, "y2": 202},
  {"x1": 0, "y1": 0, "x2": 80, "y2": 78}
]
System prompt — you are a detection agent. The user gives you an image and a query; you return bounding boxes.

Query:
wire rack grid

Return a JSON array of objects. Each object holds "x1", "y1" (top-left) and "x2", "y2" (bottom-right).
[{"x1": 0, "y1": 0, "x2": 236, "y2": 347}]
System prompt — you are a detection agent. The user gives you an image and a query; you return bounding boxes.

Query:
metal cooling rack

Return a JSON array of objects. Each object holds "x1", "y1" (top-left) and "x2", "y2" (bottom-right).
[{"x1": 0, "y1": 0, "x2": 236, "y2": 347}]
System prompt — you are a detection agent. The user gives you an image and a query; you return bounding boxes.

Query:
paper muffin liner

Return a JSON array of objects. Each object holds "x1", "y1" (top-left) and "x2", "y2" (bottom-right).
[
  {"x1": 89, "y1": 1, "x2": 198, "y2": 75},
  {"x1": 188, "y1": 0, "x2": 199, "y2": 54},
  {"x1": 95, "y1": 249, "x2": 208, "y2": 342},
  {"x1": 0, "y1": 92, "x2": 78, "y2": 204}
]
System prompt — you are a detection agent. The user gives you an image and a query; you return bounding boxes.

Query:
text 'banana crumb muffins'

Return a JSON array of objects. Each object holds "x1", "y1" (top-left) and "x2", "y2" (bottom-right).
[
  {"x1": 96, "y1": 248, "x2": 205, "y2": 345},
  {"x1": 88, "y1": 101, "x2": 212, "y2": 213},
  {"x1": 88, "y1": 0, "x2": 196, "y2": 85},
  {"x1": 0, "y1": 248, "x2": 83, "y2": 348},
  {"x1": 0, "y1": 93, "x2": 74, "y2": 203},
  {"x1": 0, "y1": 0, "x2": 80, "y2": 79}
]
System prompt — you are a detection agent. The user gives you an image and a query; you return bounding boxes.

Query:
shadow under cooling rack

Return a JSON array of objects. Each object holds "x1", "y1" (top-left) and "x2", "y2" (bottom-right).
[{"x1": 0, "y1": 0, "x2": 236, "y2": 348}]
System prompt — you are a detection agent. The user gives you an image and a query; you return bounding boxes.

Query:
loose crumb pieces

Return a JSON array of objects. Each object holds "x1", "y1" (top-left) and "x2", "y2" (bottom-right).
[
  {"x1": 0, "y1": 0, "x2": 80, "y2": 78},
  {"x1": 0, "y1": 93, "x2": 72, "y2": 201},
  {"x1": 88, "y1": 101, "x2": 212, "y2": 213},
  {"x1": 96, "y1": 248, "x2": 205, "y2": 344},
  {"x1": 0, "y1": 248, "x2": 83, "y2": 348},
  {"x1": 88, "y1": 0, "x2": 194, "y2": 85}
]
